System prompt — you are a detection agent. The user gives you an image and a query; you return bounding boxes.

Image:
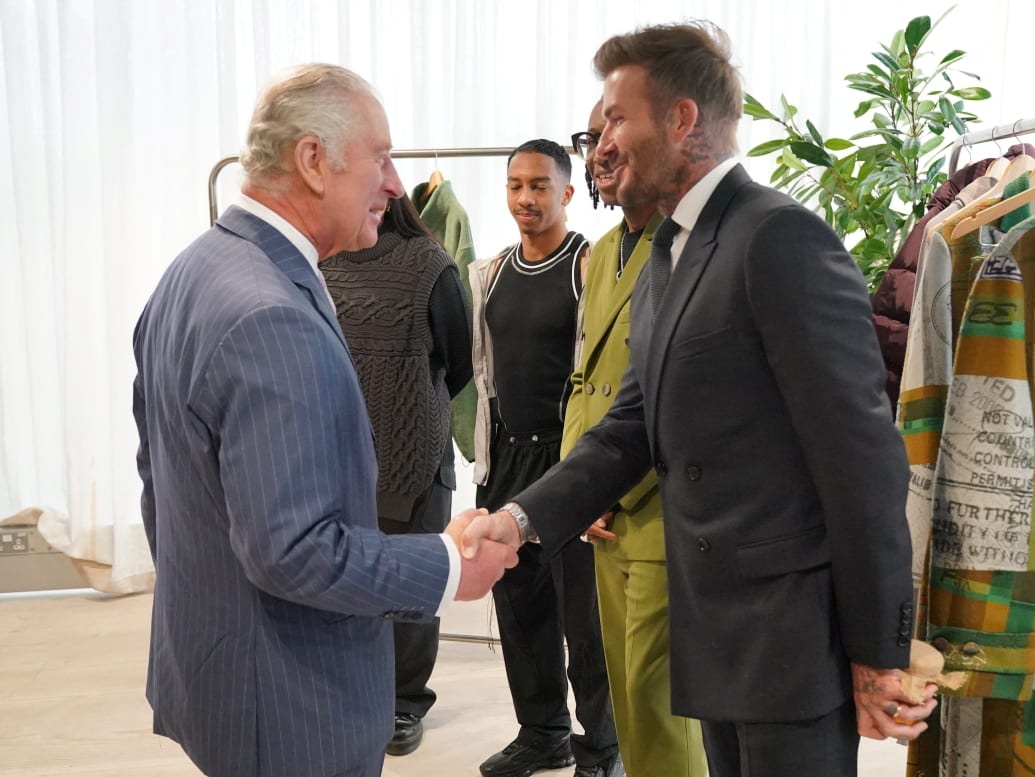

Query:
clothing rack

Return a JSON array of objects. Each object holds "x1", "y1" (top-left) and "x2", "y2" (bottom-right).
[
  {"x1": 948, "y1": 118, "x2": 1035, "y2": 174},
  {"x1": 208, "y1": 146, "x2": 575, "y2": 225}
]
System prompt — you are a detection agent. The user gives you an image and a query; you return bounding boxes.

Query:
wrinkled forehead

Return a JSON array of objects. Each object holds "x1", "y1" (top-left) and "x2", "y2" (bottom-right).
[{"x1": 347, "y1": 90, "x2": 394, "y2": 154}]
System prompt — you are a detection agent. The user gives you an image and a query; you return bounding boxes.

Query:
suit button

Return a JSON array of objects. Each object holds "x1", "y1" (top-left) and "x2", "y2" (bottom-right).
[
  {"x1": 898, "y1": 637, "x2": 910, "y2": 647},
  {"x1": 656, "y1": 460, "x2": 667, "y2": 475},
  {"x1": 602, "y1": 383, "x2": 612, "y2": 396},
  {"x1": 697, "y1": 538, "x2": 710, "y2": 552},
  {"x1": 931, "y1": 636, "x2": 950, "y2": 653},
  {"x1": 508, "y1": 436, "x2": 517, "y2": 444},
  {"x1": 586, "y1": 383, "x2": 596, "y2": 395},
  {"x1": 962, "y1": 641, "x2": 981, "y2": 656},
  {"x1": 686, "y1": 465, "x2": 702, "y2": 481}
]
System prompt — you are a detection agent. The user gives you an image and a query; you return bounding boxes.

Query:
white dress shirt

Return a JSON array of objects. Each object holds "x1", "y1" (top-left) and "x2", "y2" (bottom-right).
[{"x1": 669, "y1": 156, "x2": 740, "y2": 268}]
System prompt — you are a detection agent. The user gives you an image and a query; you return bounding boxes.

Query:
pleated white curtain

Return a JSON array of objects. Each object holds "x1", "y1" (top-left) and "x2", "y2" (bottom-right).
[{"x1": 0, "y1": 0, "x2": 1029, "y2": 593}]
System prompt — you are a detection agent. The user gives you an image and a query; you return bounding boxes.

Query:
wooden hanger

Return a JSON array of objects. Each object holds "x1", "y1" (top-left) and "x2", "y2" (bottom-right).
[
  {"x1": 927, "y1": 154, "x2": 1035, "y2": 244},
  {"x1": 985, "y1": 154, "x2": 1010, "y2": 181},
  {"x1": 950, "y1": 167, "x2": 1035, "y2": 239},
  {"x1": 420, "y1": 167, "x2": 445, "y2": 205}
]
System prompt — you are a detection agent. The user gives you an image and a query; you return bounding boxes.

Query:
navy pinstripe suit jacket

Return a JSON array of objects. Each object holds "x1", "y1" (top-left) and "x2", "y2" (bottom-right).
[{"x1": 132, "y1": 206, "x2": 451, "y2": 777}]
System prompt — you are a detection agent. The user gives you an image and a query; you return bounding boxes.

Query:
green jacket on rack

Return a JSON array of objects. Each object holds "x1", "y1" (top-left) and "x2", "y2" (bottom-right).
[{"x1": 412, "y1": 178, "x2": 478, "y2": 462}]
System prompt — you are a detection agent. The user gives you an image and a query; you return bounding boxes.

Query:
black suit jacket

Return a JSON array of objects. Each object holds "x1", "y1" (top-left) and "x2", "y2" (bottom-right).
[{"x1": 516, "y1": 165, "x2": 913, "y2": 723}]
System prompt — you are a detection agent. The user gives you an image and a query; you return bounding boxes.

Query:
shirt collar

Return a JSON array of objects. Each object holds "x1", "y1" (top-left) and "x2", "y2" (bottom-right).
[
  {"x1": 670, "y1": 156, "x2": 740, "y2": 235},
  {"x1": 237, "y1": 193, "x2": 321, "y2": 274}
]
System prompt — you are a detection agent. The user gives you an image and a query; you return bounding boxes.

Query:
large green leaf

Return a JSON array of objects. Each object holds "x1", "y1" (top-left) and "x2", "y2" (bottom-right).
[
  {"x1": 780, "y1": 146, "x2": 808, "y2": 172},
  {"x1": 825, "y1": 138, "x2": 855, "y2": 151},
  {"x1": 939, "y1": 96, "x2": 967, "y2": 133},
  {"x1": 747, "y1": 139, "x2": 786, "y2": 157},
  {"x1": 873, "y1": 51, "x2": 902, "y2": 74},
  {"x1": 939, "y1": 49, "x2": 966, "y2": 65},
  {"x1": 780, "y1": 94, "x2": 798, "y2": 119},
  {"x1": 806, "y1": 120, "x2": 824, "y2": 146},
  {"x1": 904, "y1": 16, "x2": 932, "y2": 55},
  {"x1": 951, "y1": 86, "x2": 991, "y2": 100},
  {"x1": 789, "y1": 141, "x2": 834, "y2": 167}
]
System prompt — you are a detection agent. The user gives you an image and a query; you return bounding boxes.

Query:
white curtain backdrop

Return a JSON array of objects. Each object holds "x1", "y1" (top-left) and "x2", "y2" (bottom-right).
[{"x1": 0, "y1": 0, "x2": 1031, "y2": 592}]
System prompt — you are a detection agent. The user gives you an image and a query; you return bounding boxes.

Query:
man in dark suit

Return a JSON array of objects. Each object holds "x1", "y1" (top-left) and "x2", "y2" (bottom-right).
[
  {"x1": 132, "y1": 64, "x2": 515, "y2": 777},
  {"x1": 463, "y1": 22, "x2": 935, "y2": 777}
]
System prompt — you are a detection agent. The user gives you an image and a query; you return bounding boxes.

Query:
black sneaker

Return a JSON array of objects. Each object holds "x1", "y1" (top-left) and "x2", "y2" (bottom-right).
[
  {"x1": 386, "y1": 713, "x2": 423, "y2": 756},
  {"x1": 574, "y1": 753, "x2": 626, "y2": 777},
  {"x1": 478, "y1": 738, "x2": 575, "y2": 777}
]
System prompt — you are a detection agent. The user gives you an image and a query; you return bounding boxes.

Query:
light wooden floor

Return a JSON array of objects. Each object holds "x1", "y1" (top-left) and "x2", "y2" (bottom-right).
[{"x1": 0, "y1": 590, "x2": 908, "y2": 776}]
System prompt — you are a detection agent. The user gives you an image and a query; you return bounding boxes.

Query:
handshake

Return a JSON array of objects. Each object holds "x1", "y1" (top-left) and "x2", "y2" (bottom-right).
[{"x1": 444, "y1": 507, "x2": 525, "y2": 601}]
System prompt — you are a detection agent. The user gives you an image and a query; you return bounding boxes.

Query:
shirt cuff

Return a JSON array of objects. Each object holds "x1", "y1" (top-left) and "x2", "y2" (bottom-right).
[{"x1": 435, "y1": 533, "x2": 461, "y2": 616}]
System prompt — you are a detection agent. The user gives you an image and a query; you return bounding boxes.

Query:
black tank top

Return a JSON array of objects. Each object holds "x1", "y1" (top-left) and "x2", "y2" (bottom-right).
[{"x1": 485, "y1": 231, "x2": 587, "y2": 434}]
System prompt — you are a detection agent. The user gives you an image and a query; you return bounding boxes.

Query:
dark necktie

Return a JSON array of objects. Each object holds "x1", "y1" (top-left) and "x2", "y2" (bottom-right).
[{"x1": 649, "y1": 216, "x2": 681, "y2": 317}]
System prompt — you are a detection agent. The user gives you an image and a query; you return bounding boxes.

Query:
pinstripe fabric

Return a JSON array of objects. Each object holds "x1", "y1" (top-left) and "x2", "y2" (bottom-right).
[{"x1": 132, "y1": 205, "x2": 451, "y2": 777}]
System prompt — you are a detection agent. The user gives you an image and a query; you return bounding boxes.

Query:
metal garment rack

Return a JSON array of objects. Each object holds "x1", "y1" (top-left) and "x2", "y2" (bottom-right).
[
  {"x1": 207, "y1": 145, "x2": 576, "y2": 225},
  {"x1": 947, "y1": 118, "x2": 1035, "y2": 175}
]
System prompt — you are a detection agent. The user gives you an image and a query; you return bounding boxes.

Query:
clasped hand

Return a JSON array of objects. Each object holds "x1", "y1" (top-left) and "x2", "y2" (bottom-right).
[
  {"x1": 851, "y1": 662, "x2": 937, "y2": 742},
  {"x1": 445, "y1": 508, "x2": 519, "y2": 600}
]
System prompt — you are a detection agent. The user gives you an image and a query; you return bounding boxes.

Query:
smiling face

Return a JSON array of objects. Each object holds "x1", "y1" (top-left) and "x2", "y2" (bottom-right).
[
  {"x1": 585, "y1": 100, "x2": 618, "y2": 208},
  {"x1": 506, "y1": 151, "x2": 572, "y2": 240},
  {"x1": 321, "y1": 92, "x2": 405, "y2": 254},
  {"x1": 598, "y1": 64, "x2": 688, "y2": 214}
]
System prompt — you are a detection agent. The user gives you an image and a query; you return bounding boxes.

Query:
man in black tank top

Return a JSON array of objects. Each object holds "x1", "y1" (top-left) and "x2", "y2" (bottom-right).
[{"x1": 471, "y1": 139, "x2": 621, "y2": 777}]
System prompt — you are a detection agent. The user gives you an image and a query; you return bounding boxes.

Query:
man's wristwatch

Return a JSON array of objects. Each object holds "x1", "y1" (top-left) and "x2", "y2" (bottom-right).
[{"x1": 501, "y1": 501, "x2": 539, "y2": 544}]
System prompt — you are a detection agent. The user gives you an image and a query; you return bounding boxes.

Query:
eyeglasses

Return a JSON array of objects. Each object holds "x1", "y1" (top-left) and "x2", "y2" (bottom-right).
[{"x1": 571, "y1": 131, "x2": 601, "y2": 160}]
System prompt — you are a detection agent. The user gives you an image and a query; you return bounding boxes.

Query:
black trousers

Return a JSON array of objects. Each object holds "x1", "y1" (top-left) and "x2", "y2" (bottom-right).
[
  {"x1": 477, "y1": 429, "x2": 618, "y2": 767},
  {"x1": 378, "y1": 473, "x2": 452, "y2": 719},
  {"x1": 700, "y1": 700, "x2": 859, "y2": 777}
]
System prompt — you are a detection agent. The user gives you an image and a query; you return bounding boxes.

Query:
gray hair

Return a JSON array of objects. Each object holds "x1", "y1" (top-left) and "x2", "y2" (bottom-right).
[{"x1": 241, "y1": 63, "x2": 374, "y2": 186}]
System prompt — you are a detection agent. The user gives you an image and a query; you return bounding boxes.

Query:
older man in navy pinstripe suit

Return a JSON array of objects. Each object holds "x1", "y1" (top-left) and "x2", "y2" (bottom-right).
[{"x1": 132, "y1": 64, "x2": 516, "y2": 777}]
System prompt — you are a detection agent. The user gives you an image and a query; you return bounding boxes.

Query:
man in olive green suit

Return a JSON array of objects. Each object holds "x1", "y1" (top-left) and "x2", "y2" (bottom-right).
[{"x1": 564, "y1": 101, "x2": 706, "y2": 777}]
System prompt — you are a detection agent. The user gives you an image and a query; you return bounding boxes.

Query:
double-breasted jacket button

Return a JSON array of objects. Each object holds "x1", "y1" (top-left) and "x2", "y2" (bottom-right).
[
  {"x1": 697, "y1": 538, "x2": 710, "y2": 552},
  {"x1": 655, "y1": 460, "x2": 668, "y2": 476},
  {"x1": 586, "y1": 383, "x2": 596, "y2": 395},
  {"x1": 531, "y1": 434, "x2": 539, "y2": 443},
  {"x1": 601, "y1": 384, "x2": 612, "y2": 396},
  {"x1": 686, "y1": 465, "x2": 702, "y2": 481},
  {"x1": 508, "y1": 436, "x2": 517, "y2": 444}
]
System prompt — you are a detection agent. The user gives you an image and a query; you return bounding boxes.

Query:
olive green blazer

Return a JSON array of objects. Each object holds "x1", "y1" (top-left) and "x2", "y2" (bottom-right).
[{"x1": 562, "y1": 212, "x2": 664, "y2": 560}]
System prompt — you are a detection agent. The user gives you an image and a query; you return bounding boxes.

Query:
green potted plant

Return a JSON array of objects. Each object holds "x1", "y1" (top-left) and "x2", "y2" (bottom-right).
[{"x1": 744, "y1": 10, "x2": 990, "y2": 290}]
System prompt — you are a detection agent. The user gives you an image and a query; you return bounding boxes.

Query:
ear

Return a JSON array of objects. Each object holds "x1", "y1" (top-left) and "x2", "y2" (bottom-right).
[
  {"x1": 562, "y1": 183, "x2": 575, "y2": 207},
  {"x1": 670, "y1": 98, "x2": 700, "y2": 145},
  {"x1": 294, "y1": 136, "x2": 327, "y2": 196}
]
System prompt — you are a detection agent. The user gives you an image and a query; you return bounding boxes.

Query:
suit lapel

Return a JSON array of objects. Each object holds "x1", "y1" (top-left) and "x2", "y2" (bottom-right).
[
  {"x1": 582, "y1": 213, "x2": 663, "y2": 368},
  {"x1": 643, "y1": 165, "x2": 750, "y2": 439},
  {"x1": 217, "y1": 205, "x2": 347, "y2": 350}
]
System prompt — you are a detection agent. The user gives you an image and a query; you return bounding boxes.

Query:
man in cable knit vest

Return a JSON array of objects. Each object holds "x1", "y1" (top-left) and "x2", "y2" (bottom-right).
[{"x1": 322, "y1": 192, "x2": 473, "y2": 757}]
